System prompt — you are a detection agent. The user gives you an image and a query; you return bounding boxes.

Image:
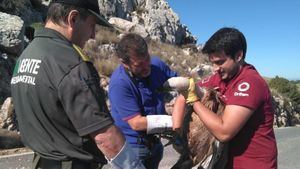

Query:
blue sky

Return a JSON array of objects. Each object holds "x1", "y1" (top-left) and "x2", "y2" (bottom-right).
[{"x1": 167, "y1": 0, "x2": 300, "y2": 80}]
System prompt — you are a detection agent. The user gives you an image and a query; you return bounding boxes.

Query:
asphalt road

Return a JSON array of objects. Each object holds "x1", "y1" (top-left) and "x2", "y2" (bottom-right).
[
  {"x1": 0, "y1": 127, "x2": 299, "y2": 169},
  {"x1": 274, "y1": 126, "x2": 300, "y2": 169}
]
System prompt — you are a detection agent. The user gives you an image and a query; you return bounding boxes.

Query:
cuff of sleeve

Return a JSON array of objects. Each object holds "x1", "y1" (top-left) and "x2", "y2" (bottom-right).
[{"x1": 107, "y1": 141, "x2": 145, "y2": 169}]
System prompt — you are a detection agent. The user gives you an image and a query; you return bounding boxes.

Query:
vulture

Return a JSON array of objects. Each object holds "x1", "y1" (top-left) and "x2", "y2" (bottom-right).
[{"x1": 163, "y1": 77, "x2": 228, "y2": 169}]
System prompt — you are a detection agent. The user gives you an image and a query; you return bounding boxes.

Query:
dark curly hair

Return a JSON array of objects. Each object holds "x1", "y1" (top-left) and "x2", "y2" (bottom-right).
[{"x1": 202, "y1": 27, "x2": 247, "y2": 59}]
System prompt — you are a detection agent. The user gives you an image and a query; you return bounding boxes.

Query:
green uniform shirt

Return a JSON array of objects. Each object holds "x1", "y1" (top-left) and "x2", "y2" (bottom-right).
[{"x1": 10, "y1": 28, "x2": 113, "y2": 162}]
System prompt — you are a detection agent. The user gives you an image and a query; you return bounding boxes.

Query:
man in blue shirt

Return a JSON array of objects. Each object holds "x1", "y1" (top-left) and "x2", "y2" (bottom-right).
[{"x1": 109, "y1": 33, "x2": 177, "y2": 169}]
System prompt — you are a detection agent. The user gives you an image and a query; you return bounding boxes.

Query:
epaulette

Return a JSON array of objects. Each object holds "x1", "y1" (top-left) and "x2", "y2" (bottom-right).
[{"x1": 72, "y1": 44, "x2": 90, "y2": 62}]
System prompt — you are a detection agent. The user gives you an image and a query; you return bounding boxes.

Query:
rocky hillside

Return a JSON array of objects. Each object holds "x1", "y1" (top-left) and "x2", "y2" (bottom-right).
[
  {"x1": 98, "y1": 0, "x2": 197, "y2": 45},
  {"x1": 268, "y1": 77, "x2": 300, "y2": 127},
  {"x1": 0, "y1": 0, "x2": 299, "y2": 142}
]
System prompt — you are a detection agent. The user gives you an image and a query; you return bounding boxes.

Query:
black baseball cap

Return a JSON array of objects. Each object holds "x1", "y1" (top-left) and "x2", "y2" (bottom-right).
[{"x1": 50, "y1": 0, "x2": 112, "y2": 27}]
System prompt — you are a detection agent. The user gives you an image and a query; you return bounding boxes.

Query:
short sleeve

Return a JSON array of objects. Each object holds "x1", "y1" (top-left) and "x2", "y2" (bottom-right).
[
  {"x1": 197, "y1": 73, "x2": 220, "y2": 88},
  {"x1": 109, "y1": 80, "x2": 141, "y2": 121},
  {"x1": 58, "y1": 62, "x2": 113, "y2": 136},
  {"x1": 226, "y1": 76, "x2": 266, "y2": 110}
]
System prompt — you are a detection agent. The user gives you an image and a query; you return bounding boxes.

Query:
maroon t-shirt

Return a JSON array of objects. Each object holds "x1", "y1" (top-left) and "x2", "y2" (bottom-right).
[{"x1": 198, "y1": 64, "x2": 277, "y2": 169}]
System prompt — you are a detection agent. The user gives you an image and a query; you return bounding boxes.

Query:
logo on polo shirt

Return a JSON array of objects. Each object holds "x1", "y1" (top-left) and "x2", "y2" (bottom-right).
[
  {"x1": 234, "y1": 82, "x2": 250, "y2": 97},
  {"x1": 11, "y1": 59, "x2": 42, "y2": 85}
]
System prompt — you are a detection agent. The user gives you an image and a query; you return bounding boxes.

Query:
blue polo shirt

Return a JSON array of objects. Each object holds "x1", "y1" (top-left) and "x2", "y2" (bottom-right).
[{"x1": 108, "y1": 56, "x2": 177, "y2": 147}]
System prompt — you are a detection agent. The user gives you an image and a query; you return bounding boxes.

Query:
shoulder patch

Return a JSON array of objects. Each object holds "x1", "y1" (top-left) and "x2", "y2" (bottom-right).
[
  {"x1": 234, "y1": 82, "x2": 250, "y2": 97},
  {"x1": 238, "y1": 82, "x2": 250, "y2": 92}
]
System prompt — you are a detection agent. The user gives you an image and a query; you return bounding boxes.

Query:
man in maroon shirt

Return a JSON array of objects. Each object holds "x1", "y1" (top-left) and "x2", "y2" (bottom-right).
[{"x1": 175, "y1": 27, "x2": 277, "y2": 169}]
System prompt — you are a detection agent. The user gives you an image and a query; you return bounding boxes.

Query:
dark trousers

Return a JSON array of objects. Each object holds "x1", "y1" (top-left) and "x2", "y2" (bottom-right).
[{"x1": 32, "y1": 153, "x2": 103, "y2": 169}]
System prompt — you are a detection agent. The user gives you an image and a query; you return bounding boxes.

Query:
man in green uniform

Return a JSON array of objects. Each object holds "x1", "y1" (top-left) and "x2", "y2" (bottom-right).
[{"x1": 10, "y1": 0, "x2": 145, "y2": 168}]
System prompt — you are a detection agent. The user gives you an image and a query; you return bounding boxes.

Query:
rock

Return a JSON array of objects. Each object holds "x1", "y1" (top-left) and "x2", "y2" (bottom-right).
[
  {"x1": 0, "y1": 128, "x2": 23, "y2": 149},
  {"x1": 0, "y1": 12, "x2": 25, "y2": 55},
  {"x1": 0, "y1": 97, "x2": 18, "y2": 132},
  {"x1": 98, "y1": 0, "x2": 137, "y2": 20},
  {"x1": 182, "y1": 48, "x2": 192, "y2": 56},
  {"x1": 108, "y1": 17, "x2": 149, "y2": 39},
  {"x1": 99, "y1": 0, "x2": 196, "y2": 45},
  {"x1": 0, "y1": 97, "x2": 14, "y2": 120},
  {"x1": 272, "y1": 94, "x2": 300, "y2": 127},
  {"x1": 0, "y1": 0, "x2": 45, "y2": 26},
  {"x1": 142, "y1": 0, "x2": 196, "y2": 45},
  {"x1": 97, "y1": 44, "x2": 117, "y2": 57}
]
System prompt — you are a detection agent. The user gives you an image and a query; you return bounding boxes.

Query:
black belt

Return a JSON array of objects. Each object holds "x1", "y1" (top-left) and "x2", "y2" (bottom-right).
[{"x1": 32, "y1": 153, "x2": 104, "y2": 169}]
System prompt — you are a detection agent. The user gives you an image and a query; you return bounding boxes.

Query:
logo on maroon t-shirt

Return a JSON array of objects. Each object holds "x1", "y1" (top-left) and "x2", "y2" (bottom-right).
[{"x1": 234, "y1": 82, "x2": 250, "y2": 97}]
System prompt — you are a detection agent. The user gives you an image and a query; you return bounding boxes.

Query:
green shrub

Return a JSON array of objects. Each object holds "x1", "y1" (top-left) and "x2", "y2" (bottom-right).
[
  {"x1": 269, "y1": 76, "x2": 300, "y2": 106},
  {"x1": 30, "y1": 22, "x2": 44, "y2": 30}
]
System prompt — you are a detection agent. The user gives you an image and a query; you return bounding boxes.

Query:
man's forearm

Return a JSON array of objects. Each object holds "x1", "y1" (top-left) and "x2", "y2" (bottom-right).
[
  {"x1": 91, "y1": 125, "x2": 124, "y2": 158},
  {"x1": 90, "y1": 125, "x2": 145, "y2": 168},
  {"x1": 172, "y1": 95, "x2": 186, "y2": 130}
]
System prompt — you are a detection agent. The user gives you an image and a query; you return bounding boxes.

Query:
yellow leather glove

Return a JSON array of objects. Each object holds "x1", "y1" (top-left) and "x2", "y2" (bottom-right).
[{"x1": 183, "y1": 78, "x2": 199, "y2": 104}]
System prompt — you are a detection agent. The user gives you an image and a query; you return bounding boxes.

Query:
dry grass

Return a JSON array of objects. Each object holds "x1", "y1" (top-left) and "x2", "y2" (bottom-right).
[
  {"x1": 93, "y1": 55, "x2": 119, "y2": 77},
  {"x1": 84, "y1": 26, "x2": 120, "y2": 77},
  {"x1": 148, "y1": 40, "x2": 208, "y2": 76},
  {"x1": 94, "y1": 26, "x2": 120, "y2": 45}
]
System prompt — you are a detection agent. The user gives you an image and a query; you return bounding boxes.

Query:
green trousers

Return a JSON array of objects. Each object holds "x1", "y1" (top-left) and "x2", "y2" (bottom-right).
[{"x1": 32, "y1": 153, "x2": 103, "y2": 169}]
